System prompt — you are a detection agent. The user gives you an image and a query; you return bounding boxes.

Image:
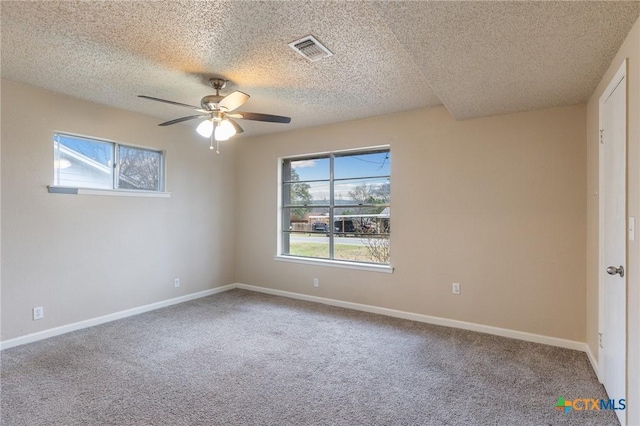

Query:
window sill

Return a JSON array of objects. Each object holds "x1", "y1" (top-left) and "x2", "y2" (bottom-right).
[
  {"x1": 274, "y1": 255, "x2": 394, "y2": 273},
  {"x1": 47, "y1": 186, "x2": 171, "y2": 198}
]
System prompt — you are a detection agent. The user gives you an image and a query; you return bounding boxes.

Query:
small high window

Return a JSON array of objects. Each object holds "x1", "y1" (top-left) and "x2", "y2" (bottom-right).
[
  {"x1": 53, "y1": 132, "x2": 164, "y2": 192},
  {"x1": 280, "y1": 147, "x2": 391, "y2": 265}
]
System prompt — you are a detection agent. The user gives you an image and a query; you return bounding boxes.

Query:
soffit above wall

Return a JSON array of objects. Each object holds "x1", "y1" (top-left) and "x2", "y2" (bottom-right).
[{"x1": 372, "y1": 1, "x2": 640, "y2": 119}]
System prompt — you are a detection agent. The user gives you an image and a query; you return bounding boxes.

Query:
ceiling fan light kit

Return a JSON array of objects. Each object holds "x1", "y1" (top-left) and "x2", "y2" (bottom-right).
[
  {"x1": 139, "y1": 78, "x2": 291, "y2": 153},
  {"x1": 215, "y1": 119, "x2": 236, "y2": 141},
  {"x1": 195, "y1": 116, "x2": 236, "y2": 141},
  {"x1": 196, "y1": 119, "x2": 214, "y2": 138}
]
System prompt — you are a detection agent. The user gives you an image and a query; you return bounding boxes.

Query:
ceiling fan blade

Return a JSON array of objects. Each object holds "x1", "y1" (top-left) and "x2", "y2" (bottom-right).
[
  {"x1": 218, "y1": 91, "x2": 250, "y2": 112},
  {"x1": 158, "y1": 115, "x2": 208, "y2": 126},
  {"x1": 227, "y1": 118, "x2": 244, "y2": 134},
  {"x1": 228, "y1": 111, "x2": 291, "y2": 124},
  {"x1": 138, "y1": 95, "x2": 199, "y2": 109}
]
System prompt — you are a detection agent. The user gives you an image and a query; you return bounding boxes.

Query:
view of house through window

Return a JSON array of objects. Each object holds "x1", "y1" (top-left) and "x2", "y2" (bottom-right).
[
  {"x1": 53, "y1": 132, "x2": 163, "y2": 191},
  {"x1": 281, "y1": 147, "x2": 390, "y2": 265}
]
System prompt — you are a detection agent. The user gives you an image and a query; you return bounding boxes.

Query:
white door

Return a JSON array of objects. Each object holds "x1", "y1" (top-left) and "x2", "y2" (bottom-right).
[{"x1": 600, "y1": 63, "x2": 626, "y2": 426}]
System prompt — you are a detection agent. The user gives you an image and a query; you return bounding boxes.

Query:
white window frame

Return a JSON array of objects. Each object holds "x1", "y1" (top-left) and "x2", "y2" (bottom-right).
[
  {"x1": 49, "y1": 131, "x2": 169, "y2": 198},
  {"x1": 276, "y1": 145, "x2": 393, "y2": 273}
]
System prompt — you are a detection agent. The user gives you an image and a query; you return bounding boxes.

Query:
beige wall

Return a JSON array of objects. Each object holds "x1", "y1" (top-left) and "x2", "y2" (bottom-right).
[
  {"x1": 0, "y1": 80, "x2": 237, "y2": 341},
  {"x1": 586, "y1": 16, "x2": 640, "y2": 425},
  {"x1": 235, "y1": 104, "x2": 587, "y2": 342}
]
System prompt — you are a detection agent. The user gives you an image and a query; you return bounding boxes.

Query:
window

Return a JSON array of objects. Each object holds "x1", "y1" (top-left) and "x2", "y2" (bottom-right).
[
  {"x1": 281, "y1": 147, "x2": 391, "y2": 266},
  {"x1": 53, "y1": 132, "x2": 164, "y2": 192}
]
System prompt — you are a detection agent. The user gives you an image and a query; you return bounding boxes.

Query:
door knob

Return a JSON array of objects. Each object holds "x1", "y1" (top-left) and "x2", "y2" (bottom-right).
[{"x1": 606, "y1": 265, "x2": 624, "y2": 277}]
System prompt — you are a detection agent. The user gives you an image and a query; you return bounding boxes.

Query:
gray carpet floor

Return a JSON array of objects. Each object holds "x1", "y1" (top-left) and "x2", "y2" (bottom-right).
[{"x1": 1, "y1": 289, "x2": 618, "y2": 425}]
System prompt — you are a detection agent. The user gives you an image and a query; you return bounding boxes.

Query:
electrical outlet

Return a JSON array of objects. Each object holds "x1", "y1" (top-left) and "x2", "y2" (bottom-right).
[
  {"x1": 313, "y1": 278, "x2": 319, "y2": 288},
  {"x1": 452, "y1": 283, "x2": 461, "y2": 295},
  {"x1": 174, "y1": 278, "x2": 180, "y2": 288},
  {"x1": 33, "y1": 306, "x2": 44, "y2": 320}
]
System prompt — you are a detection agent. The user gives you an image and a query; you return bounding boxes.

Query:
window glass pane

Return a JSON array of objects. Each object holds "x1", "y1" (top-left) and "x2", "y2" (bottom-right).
[
  {"x1": 282, "y1": 207, "x2": 330, "y2": 259},
  {"x1": 283, "y1": 208, "x2": 329, "y2": 232},
  {"x1": 334, "y1": 150, "x2": 390, "y2": 179},
  {"x1": 118, "y1": 145, "x2": 162, "y2": 191},
  {"x1": 282, "y1": 206, "x2": 331, "y2": 233},
  {"x1": 332, "y1": 233, "x2": 390, "y2": 264},
  {"x1": 285, "y1": 232, "x2": 330, "y2": 259},
  {"x1": 283, "y1": 181, "x2": 330, "y2": 206},
  {"x1": 334, "y1": 177, "x2": 390, "y2": 206},
  {"x1": 283, "y1": 207, "x2": 304, "y2": 230},
  {"x1": 53, "y1": 133, "x2": 114, "y2": 189},
  {"x1": 285, "y1": 157, "x2": 330, "y2": 182},
  {"x1": 332, "y1": 214, "x2": 390, "y2": 264}
]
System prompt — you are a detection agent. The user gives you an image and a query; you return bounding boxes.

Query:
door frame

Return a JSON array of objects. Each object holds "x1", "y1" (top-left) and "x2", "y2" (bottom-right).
[{"x1": 598, "y1": 59, "x2": 627, "y2": 386}]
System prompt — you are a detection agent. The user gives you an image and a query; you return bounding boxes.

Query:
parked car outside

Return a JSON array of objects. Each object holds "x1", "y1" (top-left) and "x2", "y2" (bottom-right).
[{"x1": 312, "y1": 222, "x2": 328, "y2": 232}]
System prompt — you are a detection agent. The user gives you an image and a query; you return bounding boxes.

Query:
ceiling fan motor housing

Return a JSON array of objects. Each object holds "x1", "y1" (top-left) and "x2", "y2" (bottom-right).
[{"x1": 201, "y1": 78, "x2": 229, "y2": 110}]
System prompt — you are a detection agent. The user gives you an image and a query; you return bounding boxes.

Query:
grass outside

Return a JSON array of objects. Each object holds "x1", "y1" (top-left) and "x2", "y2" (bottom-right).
[{"x1": 289, "y1": 242, "x2": 373, "y2": 262}]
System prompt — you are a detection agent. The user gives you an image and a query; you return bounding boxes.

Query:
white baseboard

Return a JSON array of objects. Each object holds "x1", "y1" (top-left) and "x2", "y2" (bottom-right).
[
  {"x1": 0, "y1": 284, "x2": 236, "y2": 350},
  {"x1": 586, "y1": 344, "x2": 601, "y2": 382},
  {"x1": 1, "y1": 282, "x2": 589, "y2": 357},
  {"x1": 235, "y1": 283, "x2": 587, "y2": 352}
]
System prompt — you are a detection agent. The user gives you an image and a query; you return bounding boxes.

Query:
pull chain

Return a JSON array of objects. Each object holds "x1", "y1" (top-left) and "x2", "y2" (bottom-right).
[{"x1": 209, "y1": 127, "x2": 220, "y2": 154}]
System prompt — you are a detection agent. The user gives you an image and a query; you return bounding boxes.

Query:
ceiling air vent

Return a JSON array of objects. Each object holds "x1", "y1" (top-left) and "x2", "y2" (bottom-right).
[{"x1": 288, "y1": 35, "x2": 333, "y2": 62}]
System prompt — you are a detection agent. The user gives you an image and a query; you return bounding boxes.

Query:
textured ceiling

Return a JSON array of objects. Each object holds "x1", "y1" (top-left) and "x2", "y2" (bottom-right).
[
  {"x1": 373, "y1": 1, "x2": 640, "y2": 119},
  {"x1": 1, "y1": 1, "x2": 639, "y2": 138}
]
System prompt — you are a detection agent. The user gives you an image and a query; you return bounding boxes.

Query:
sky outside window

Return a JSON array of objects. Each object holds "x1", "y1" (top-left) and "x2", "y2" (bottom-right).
[{"x1": 290, "y1": 151, "x2": 390, "y2": 201}]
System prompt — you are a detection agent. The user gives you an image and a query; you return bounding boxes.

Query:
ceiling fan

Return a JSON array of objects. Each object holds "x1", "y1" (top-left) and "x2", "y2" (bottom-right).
[{"x1": 138, "y1": 78, "x2": 291, "y2": 152}]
